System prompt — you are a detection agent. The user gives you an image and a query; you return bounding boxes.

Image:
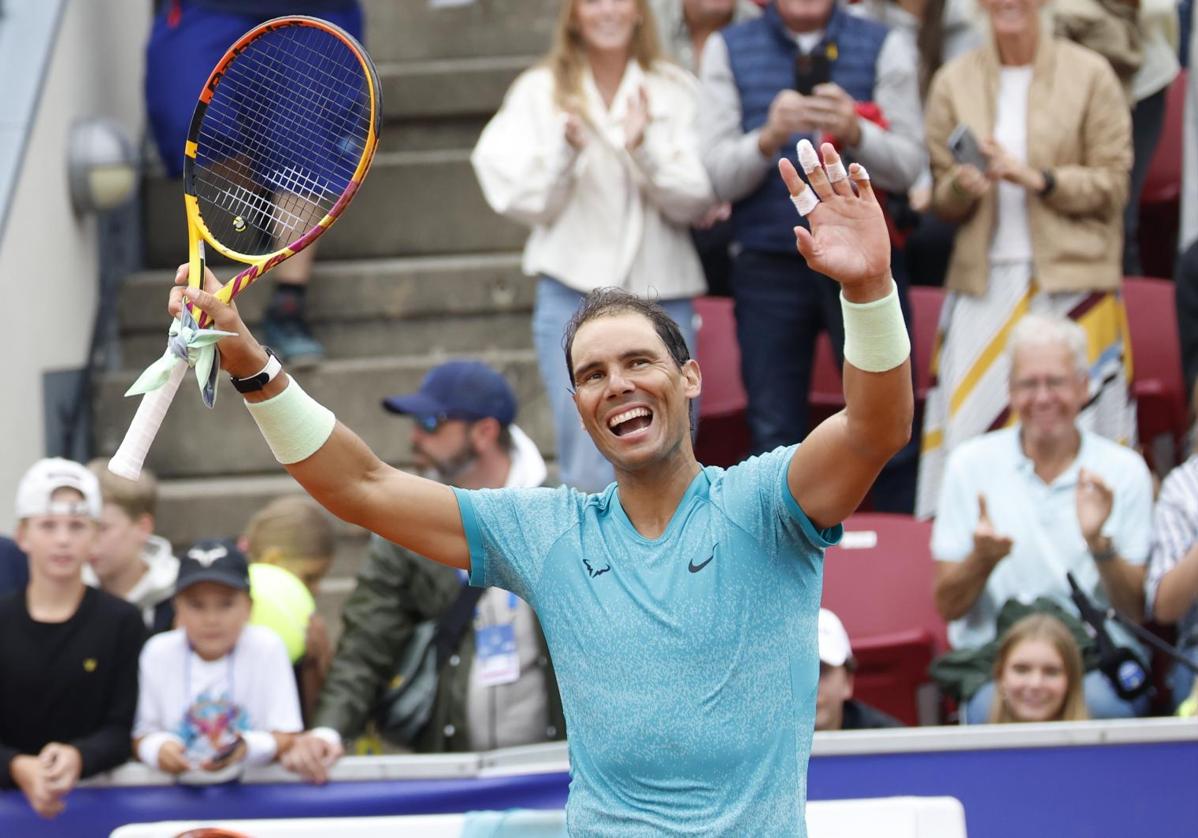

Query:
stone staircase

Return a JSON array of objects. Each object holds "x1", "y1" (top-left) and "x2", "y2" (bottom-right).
[{"x1": 94, "y1": 0, "x2": 562, "y2": 628}]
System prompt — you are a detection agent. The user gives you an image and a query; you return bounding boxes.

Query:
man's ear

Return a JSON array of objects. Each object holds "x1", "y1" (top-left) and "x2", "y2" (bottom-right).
[
  {"x1": 682, "y1": 358, "x2": 702, "y2": 400},
  {"x1": 136, "y1": 513, "x2": 155, "y2": 540},
  {"x1": 471, "y1": 416, "x2": 501, "y2": 449},
  {"x1": 14, "y1": 521, "x2": 29, "y2": 554}
]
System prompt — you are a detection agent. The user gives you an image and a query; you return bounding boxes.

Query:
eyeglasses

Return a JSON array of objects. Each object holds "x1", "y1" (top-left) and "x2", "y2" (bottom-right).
[
  {"x1": 414, "y1": 413, "x2": 479, "y2": 433},
  {"x1": 1011, "y1": 375, "x2": 1075, "y2": 395},
  {"x1": 415, "y1": 414, "x2": 448, "y2": 433}
]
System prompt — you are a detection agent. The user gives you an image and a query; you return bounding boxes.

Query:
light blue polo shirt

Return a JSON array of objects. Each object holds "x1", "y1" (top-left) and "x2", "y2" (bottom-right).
[
  {"x1": 454, "y1": 446, "x2": 841, "y2": 837},
  {"x1": 931, "y1": 427, "x2": 1153, "y2": 655}
]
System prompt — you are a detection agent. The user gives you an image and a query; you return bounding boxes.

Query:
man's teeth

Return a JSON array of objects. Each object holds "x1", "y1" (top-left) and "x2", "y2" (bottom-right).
[{"x1": 609, "y1": 407, "x2": 650, "y2": 429}]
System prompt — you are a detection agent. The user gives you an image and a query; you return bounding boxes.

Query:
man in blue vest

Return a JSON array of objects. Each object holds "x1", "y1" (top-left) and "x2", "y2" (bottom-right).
[{"x1": 698, "y1": 0, "x2": 924, "y2": 459}]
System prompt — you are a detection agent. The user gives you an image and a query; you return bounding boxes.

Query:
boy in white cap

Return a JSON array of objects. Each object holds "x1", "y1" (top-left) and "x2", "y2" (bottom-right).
[
  {"x1": 815, "y1": 608, "x2": 903, "y2": 732},
  {"x1": 0, "y1": 459, "x2": 146, "y2": 818}
]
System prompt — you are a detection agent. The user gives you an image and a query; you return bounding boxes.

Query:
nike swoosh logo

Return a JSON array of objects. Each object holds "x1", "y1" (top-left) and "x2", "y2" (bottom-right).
[{"x1": 688, "y1": 551, "x2": 715, "y2": 574}]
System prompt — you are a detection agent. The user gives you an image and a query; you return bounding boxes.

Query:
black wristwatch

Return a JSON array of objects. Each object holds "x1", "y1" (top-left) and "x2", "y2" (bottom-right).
[
  {"x1": 230, "y1": 347, "x2": 282, "y2": 393},
  {"x1": 1038, "y1": 168, "x2": 1056, "y2": 197}
]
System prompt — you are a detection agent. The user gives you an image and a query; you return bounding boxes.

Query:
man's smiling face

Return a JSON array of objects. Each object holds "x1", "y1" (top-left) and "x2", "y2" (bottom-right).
[{"x1": 569, "y1": 312, "x2": 701, "y2": 475}]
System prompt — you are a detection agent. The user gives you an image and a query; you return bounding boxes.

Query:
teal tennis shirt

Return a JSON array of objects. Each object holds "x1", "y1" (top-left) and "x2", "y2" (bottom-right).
[{"x1": 454, "y1": 446, "x2": 842, "y2": 836}]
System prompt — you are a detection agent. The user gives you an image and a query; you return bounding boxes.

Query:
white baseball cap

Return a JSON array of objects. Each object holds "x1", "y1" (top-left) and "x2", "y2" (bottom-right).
[
  {"x1": 818, "y1": 608, "x2": 853, "y2": 668},
  {"x1": 15, "y1": 458, "x2": 102, "y2": 520}
]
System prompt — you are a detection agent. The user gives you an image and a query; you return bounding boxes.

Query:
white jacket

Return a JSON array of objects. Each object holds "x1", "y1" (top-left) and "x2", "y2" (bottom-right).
[
  {"x1": 471, "y1": 60, "x2": 714, "y2": 300},
  {"x1": 84, "y1": 534, "x2": 179, "y2": 630}
]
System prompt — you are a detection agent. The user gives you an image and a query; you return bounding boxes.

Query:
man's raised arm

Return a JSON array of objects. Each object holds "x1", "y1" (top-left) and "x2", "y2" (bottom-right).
[
  {"x1": 172, "y1": 270, "x2": 470, "y2": 570},
  {"x1": 780, "y1": 141, "x2": 914, "y2": 529}
]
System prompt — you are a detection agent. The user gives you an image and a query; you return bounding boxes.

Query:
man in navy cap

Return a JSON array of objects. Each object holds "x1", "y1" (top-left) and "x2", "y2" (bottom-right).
[
  {"x1": 286, "y1": 360, "x2": 563, "y2": 780},
  {"x1": 380, "y1": 360, "x2": 541, "y2": 489}
]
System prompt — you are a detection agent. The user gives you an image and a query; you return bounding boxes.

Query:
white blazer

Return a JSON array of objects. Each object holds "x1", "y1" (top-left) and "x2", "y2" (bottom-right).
[{"x1": 471, "y1": 60, "x2": 715, "y2": 300}]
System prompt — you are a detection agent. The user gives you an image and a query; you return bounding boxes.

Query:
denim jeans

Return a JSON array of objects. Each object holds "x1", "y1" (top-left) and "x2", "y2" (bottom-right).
[
  {"x1": 532, "y1": 277, "x2": 697, "y2": 492},
  {"x1": 964, "y1": 669, "x2": 1150, "y2": 724}
]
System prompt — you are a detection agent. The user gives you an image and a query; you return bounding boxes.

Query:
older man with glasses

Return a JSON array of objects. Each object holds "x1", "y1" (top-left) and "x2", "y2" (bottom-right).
[{"x1": 931, "y1": 313, "x2": 1154, "y2": 723}]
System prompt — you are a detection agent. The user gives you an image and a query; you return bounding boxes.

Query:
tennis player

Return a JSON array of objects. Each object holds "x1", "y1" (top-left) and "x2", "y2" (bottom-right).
[{"x1": 171, "y1": 142, "x2": 912, "y2": 836}]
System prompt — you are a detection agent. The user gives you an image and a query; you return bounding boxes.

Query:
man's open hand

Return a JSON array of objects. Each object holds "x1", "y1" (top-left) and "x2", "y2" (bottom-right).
[{"x1": 779, "y1": 140, "x2": 890, "y2": 301}]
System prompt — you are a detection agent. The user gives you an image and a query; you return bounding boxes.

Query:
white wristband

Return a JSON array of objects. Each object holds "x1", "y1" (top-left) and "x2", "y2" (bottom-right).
[
  {"x1": 841, "y1": 280, "x2": 911, "y2": 372},
  {"x1": 309, "y1": 727, "x2": 343, "y2": 749},
  {"x1": 241, "y1": 730, "x2": 279, "y2": 767},
  {"x1": 245, "y1": 377, "x2": 336, "y2": 465},
  {"x1": 137, "y1": 732, "x2": 186, "y2": 771}
]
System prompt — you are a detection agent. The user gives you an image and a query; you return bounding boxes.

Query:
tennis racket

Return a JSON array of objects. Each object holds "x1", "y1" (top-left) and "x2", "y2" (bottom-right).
[{"x1": 109, "y1": 15, "x2": 380, "y2": 480}]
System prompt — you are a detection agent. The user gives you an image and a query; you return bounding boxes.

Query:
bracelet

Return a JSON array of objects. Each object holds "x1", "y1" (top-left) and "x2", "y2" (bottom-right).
[
  {"x1": 841, "y1": 280, "x2": 911, "y2": 373},
  {"x1": 137, "y1": 732, "x2": 185, "y2": 770},
  {"x1": 245, "y1": 377, "x2": 336, "y2": 465},
  {"x1": 241, "y1": 731, "x2": 279, "y2": 767},
  {"x1": 1089, "y1": 536, "x2": 1116, "y2": 563}
]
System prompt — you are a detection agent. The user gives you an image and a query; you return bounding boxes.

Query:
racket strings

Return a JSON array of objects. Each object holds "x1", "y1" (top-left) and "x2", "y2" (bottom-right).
[{"x1": 192, "y1": 23, "x2": 372, "y2": 254}]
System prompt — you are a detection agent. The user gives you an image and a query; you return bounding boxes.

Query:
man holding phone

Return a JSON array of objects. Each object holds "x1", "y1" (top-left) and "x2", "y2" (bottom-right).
[{"x1": 698, "y1": 0, "x2": 924, "y2": 467}]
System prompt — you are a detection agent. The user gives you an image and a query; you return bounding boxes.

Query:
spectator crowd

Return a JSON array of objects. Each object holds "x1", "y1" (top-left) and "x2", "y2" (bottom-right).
[{"x1": 4, "y1": 0, "x2": 1198, "y2": 821}]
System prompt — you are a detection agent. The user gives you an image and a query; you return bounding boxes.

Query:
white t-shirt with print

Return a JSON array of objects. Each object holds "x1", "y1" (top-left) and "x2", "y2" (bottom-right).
[{"x1": 134, "y1": 624, "x2": 302, "y2": 767}]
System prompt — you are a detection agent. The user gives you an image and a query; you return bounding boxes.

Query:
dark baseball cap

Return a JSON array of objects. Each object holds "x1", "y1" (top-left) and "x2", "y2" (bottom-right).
[
  {"x1": 382, "y1": 360, "x2": 517, "y2": 426},
  {"x1": 176, "y1": 539, "x2": 251, "y2": 594}
]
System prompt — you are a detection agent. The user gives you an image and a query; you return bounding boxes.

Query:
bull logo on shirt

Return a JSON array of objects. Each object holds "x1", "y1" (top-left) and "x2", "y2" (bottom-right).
[{"x1": 583, "y1": 557, "x2": 611, "y2": 579}]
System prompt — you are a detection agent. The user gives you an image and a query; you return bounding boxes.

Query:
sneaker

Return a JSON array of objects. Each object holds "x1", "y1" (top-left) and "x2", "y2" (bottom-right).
[{"x1": 263, "y1": 314, "x2": 325, "y2": 369}]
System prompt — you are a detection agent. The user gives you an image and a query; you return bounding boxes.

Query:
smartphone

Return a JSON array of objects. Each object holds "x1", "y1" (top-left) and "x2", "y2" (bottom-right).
[
  {"x1": 947, "y1": 124, "x2": 987, "y2": 171},
  {"x1": 794, "y1": 51, "x2": 831, "y2": 96}
]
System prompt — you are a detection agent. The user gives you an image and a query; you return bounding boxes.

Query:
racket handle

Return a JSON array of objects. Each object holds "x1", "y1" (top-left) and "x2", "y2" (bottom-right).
[{"x1": 108, "y1": 359, "x2": 188, "y2": 481}]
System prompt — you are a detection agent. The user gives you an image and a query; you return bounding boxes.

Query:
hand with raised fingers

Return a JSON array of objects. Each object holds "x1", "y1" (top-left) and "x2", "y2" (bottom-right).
[
  {"x1": 168, "y1": 263, "x2": 268, "y2": 378},
  {"x1": 779, "y1": 139, "x2": 890, "y2": 301},
  {"x1": 623, "y1": 85, "x2": 650, "y2": 152},
  {"x1": 564, "y1": 111, "x2": 588, "y2": 150},
  {"x1": 973, "y1": 494, "x2": 1014, "y2": 568},
  {"x1": 1076, "y1": 468, "x2": 1115, "y2": 548}
]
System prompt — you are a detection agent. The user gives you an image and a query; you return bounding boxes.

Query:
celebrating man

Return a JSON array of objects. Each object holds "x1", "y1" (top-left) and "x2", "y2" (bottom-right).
[{"x1": 163, "y1": 143, "x2": 912, "y2": 835}]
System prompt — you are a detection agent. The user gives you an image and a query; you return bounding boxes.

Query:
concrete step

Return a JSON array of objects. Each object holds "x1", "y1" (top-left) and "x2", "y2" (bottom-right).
[
  {"x1": 379, "y1": 56, "x2": 531, "y2": 122},
  {"x1": 362, "y1": 0, "x2": 559, "y2": 63},
  {"x1": 116, "y1": 254, "x2": 535, "y2": 368},
  {"x1": 142, "y1": 150, "x2": 526, "y2": 269},
  {"x1": 380, "y1": 116, "x2": 487, "y2": 154},
  {"x1": 93, "y1": 349, "x2": 552, "y2": 479}
]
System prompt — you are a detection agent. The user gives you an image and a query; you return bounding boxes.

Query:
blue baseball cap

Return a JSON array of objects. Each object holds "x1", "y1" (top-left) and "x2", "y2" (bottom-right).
[{"x1": 382, "y1": 361, "x2": 517, "y2": 427}]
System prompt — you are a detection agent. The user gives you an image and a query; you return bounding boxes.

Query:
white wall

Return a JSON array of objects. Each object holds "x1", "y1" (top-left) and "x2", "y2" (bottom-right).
[{"x1": 0, "y1": 0, "x2": 150, "y2": 532}]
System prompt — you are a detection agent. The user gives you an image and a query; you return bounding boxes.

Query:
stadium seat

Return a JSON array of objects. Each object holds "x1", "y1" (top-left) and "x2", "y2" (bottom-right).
[
  {"x1": 821, "y1": 513, "x2": 946, "y2": 725},
  {"x1": 909, "y1": 285, "x2": 945, "y2": 404},
  {"x1": 1137, "y1": 70, "x2": 1186, "y2": 278},
  {"x1": 810, "y1": 286, "x2": 944, "y2": 427},
  {"x1": 693, "y1": 297, "x2": 752, "y2": 467},
  {"x1": 1123, "y1": 276, "x2": 1188, "y2": 473},
  {"x1": 809, "y1": 330, "x2": 844, "y2": 429}
]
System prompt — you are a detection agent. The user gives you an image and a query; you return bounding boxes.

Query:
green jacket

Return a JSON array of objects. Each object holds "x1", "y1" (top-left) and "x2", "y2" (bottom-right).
[{"x1": 314, "y1": 534, "x2": 566, "y2": 752}]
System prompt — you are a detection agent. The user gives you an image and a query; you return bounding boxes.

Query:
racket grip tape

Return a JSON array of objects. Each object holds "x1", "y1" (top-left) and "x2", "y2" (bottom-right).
[{"x1": 108, "y1": 360, "x2": 188, "y2": 481}]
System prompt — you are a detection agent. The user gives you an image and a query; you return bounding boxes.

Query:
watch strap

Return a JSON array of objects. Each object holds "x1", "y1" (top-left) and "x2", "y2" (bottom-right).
[{"x1": 230, "y1": 348, "x2": 282, "y2": 393}]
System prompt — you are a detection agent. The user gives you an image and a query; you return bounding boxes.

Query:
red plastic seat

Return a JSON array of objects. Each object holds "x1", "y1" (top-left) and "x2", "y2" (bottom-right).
[
  {"x1": 693, "y1": 297, "x2": 751, "y2": 467},
  {"x1": 1123, "y1": 276, "x2": 1188, "y2": 472},
  {"x1": 1138, "y1": 69, "x2": 1186, "y2": 278},
  {"x1": 821, "y1": 513, "x2": 946, "y2": 725},
  {"x1": 809, "y1": 286, "x2": 945, "y2": 427}
]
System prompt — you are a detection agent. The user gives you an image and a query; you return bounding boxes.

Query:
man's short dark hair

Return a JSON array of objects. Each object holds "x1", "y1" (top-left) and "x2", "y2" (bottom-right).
[{"x1": 562, "y1": 288, "x2": 692, "y2": 384}]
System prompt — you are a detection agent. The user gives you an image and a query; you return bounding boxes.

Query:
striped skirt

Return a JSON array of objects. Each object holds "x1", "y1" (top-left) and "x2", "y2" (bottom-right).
[{"x1": 915, "y1": 261, "x2": 1136, "y2": 518}]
